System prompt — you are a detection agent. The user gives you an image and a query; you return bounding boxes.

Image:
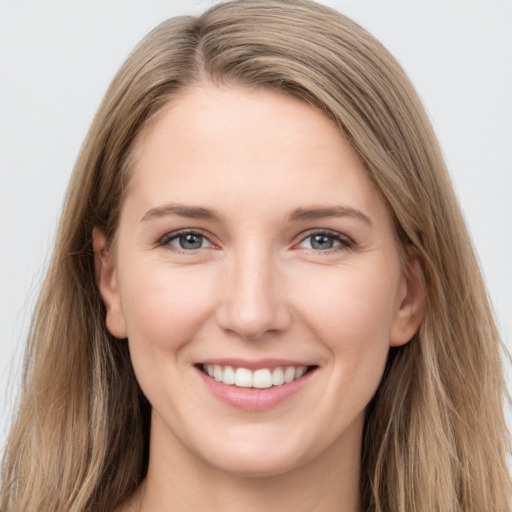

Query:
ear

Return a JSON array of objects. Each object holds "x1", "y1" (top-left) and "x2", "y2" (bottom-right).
[
  {"x1": 92, "y1": 227, "x2": 128, "y2": 339},
  {"x1": 390, "y1": 248, "x2": 426, "y2": 347}
]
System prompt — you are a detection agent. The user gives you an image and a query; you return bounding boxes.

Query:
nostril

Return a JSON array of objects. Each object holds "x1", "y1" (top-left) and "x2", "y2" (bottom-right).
[{"x1": 215, "y1": 277, "x2": 292, "y2": 339}]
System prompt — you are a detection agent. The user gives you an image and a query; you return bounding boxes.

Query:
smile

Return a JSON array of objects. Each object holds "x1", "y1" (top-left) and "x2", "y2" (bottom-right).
[
  {"x1": 201, "y1": 364, "x2": 313, "y2": 389},
  {"x1": 196, "y1": 361, "x2": 319, "y2": 411}
]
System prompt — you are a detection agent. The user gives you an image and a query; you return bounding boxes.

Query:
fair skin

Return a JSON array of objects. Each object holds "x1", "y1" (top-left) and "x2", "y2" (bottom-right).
[{"x1": 94, "y1": 84, "x2": 424, "y2": 512}]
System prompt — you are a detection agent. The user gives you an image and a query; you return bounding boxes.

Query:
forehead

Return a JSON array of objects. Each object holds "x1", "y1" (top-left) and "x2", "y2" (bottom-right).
[{"x1": 124, "y1": 84, "x2": 390, "y2": 226}]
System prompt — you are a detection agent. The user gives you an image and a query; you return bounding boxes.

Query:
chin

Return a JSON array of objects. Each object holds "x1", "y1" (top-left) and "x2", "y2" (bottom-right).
[
  {"x1": 190, "y1": 427, "x2": 316, "y2": 478},
  {"x1": 202, "y1": 449, "x2": 306, "y2": 479}
]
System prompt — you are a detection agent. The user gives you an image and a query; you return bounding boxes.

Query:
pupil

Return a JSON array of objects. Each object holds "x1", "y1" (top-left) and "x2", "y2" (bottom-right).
[
  {"x1": 311, "y1": 234, "x2": 333, "y2": 250},
  {"x1": 180, "y1": 234, "x2": 202, "y2": 249}
]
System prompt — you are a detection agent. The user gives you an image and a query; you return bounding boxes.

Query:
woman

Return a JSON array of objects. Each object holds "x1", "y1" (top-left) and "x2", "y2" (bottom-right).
[{"x1": 1, "y1": 0, "x2": 509, "y2": 510}]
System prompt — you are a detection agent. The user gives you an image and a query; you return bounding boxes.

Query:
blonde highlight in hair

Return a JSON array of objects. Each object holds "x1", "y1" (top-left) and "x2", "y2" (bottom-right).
[{"x1": 2, "y1": 1, "x2": 509, "y2": 510}]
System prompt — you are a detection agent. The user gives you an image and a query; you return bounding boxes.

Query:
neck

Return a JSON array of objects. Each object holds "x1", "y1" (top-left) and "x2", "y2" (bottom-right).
[{"x1": 135, "y1": 412, "x2": 364, "y2": 512}]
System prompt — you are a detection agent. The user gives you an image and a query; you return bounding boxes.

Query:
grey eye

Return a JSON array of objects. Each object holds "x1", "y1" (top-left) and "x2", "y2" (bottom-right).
[
  {"x1": 299, "y1": 233, "x2": 341, "y2": 251},
  {"x1": 310, "y1": 234, "x2": 335, "y2": 250},
  {"x1": 297, "y1": 230, "x2": 353, "y2": 252},
  {"x1": 169, "y1": 232, "x2": 211, "y2": 250}
]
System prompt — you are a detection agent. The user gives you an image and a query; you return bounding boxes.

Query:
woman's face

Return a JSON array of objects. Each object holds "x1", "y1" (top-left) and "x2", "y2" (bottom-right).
[{"x1": 95, "y1": 84, "x2": 423, "y2": 478}]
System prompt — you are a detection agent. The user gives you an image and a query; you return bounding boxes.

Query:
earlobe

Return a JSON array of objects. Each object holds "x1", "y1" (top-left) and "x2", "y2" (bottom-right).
[
  {"x1": 92, "y1": 227, "x2": 128, "y2": 339},
  {"x1": 390, "y1": 249, "x2": 426, "y2": 347}
]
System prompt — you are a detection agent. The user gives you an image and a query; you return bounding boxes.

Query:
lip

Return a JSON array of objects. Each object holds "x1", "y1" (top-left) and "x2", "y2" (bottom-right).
[
  {"x1": 194, "y1": 361, "x2": 318, "y2": 412},
  {"x1": 197, "y1": 357, "x2": 313, "y2": 370}
]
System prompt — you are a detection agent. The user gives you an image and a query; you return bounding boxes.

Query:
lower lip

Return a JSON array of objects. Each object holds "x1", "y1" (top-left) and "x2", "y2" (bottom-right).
[{"x1": 196, "y1": 367, "x2": 317, "y2": 412}]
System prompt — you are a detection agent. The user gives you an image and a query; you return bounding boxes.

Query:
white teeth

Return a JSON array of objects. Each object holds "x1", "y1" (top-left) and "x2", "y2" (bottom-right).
[
  {"x1": 213, "y1": 365, "x2": 223, "y2": 382},
  {"x1": 222, "y1": 365, "x2": 235, "y2": 385},
  {"x1": 203, "y1": 364, "x2": 310, "y2": 388},
  {"x1": 235, "y1": 368, "x2": 253, "y2": 387},
  {"x1": 253, "y1": 369, "x2": 272, "y2": 388},
  {"x1": 284, "y1": 366, "x2": 296, "y2": 383},
  {"x1": 271, "y1": 367, "x2": 285, "y2": 386},
  {"x1": 295, "y1": 367, "x2": 307, "y2": 379}
]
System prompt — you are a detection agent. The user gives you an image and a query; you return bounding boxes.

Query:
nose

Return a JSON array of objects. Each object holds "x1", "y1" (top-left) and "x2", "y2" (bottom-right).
[{"x1": 215, "y1": 246, "x2": 291, "y2": 340}]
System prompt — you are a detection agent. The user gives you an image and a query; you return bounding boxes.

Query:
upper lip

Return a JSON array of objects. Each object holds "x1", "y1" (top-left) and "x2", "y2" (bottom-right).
[{"x1": 196, "y1": 358, "x2": 316, "y2": 370}]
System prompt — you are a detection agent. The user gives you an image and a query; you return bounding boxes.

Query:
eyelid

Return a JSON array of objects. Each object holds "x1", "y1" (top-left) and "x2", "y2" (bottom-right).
[
  {"x1": 157, "y1": 228, "x2": 217, "y2": 251},
  {"x1": 155, "y1": 227, "x2": 354, "y2": 253},
  {"x1": 295, "y1": 228, "x2": 354, "y2": 252}
]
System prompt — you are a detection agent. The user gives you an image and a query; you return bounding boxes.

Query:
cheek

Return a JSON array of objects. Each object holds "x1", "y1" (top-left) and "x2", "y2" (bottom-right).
[
  {"x1": 302, "y1": 265, "x2": 400, "y2": 416},
  {"x1": 117, "y1": 263, "x2": 220, "y2": 411},
  {"x1": 278, "y1": 264, "x2": 402, "y2": 449},
  {"x1": 118, "y1": 263, "x2": 216, "y2": 353},
  {"x1": 295, "y1": 263, "x2": 400, "y2": 356}
]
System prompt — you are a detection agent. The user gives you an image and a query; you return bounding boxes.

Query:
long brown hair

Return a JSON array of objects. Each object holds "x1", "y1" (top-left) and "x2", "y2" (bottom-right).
[{"x1": 1, "y1": 1, "x2": 510, "y2": 510}]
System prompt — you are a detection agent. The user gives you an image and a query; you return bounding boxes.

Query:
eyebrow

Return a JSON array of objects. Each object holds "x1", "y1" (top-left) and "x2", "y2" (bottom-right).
[
  {"x1": 287, "y1": 206, "x2": 373, "y2": 226},
  {"x1": 141, "y1": 203, "x2": 220, "y2": 222},
  {"x1": 141, "y1": 202, "x2": 372, "y2": 226}
]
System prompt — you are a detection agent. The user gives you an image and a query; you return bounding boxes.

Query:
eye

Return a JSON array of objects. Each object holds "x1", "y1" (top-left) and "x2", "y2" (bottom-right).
[
  {"x1": 297, "y1": 231, "x2": 352, "y2": 251},
  {"x1": 160, "y1": 230, "x2": 213, "y2": 251}
]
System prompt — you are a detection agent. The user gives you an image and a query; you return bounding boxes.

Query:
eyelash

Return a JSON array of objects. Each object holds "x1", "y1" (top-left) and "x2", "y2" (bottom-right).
[
  {"x1": 297, "y1": 229, "x2": 354, "y2": 253},
  {"x1": 157, "y1": 229, "x2": 354, "y2": 254},
  {"x1": 157, "y1": 229, "x2": 214, "y2": 253}
]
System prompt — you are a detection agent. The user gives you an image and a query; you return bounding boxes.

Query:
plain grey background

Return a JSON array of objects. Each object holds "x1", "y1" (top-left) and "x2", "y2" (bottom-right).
[{"x1": 1, "y1": 0, "x2": 511, "y2": 448}]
